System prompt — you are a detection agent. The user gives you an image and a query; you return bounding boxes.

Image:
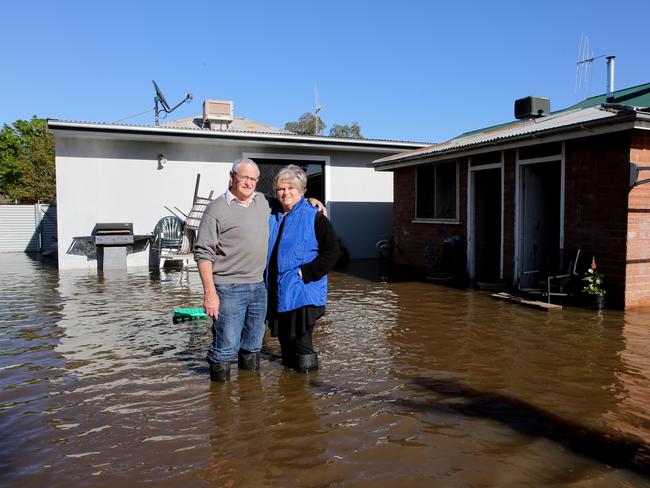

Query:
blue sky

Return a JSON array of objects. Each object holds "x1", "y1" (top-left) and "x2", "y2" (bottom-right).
[{"x1": 2, "y1": 0, "x2": 649, "y2": 142}]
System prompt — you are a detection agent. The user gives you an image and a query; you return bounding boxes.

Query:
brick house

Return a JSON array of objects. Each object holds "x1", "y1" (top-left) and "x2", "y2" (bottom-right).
[{"x1": 373, "y1": 83, "x2": 650, "y2": 309}]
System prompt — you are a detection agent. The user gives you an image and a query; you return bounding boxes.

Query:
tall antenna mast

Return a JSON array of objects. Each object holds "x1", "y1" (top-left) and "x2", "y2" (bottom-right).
[{"x1": 314, "y1": 84, "x2": 323, "y2": 135}]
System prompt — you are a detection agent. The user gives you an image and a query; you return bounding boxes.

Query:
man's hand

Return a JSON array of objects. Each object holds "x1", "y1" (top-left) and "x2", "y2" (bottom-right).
[
  {"x1": 307, "y1": 197, "x2": 328, "y2": 217},
  {"x1": 203, "y1": 291, "x2": 220, "y2": 319},
  {"x1": 198, "y1": 259, "x2": 220, "y2": 319}
]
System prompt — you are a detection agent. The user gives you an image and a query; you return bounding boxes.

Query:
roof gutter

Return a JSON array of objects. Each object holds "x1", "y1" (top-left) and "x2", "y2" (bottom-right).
[
  {"x1": 373, "y1": 110, "x2": 640, "y2": 170},
  {"x1": 46, "y1": 120, "x2": 427, "y2": 153}
]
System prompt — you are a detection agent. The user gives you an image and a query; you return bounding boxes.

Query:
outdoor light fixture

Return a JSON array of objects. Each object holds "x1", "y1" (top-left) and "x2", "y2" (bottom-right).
[{"x1": 158, "y1": 154, "x2": 167, "y2": 170}]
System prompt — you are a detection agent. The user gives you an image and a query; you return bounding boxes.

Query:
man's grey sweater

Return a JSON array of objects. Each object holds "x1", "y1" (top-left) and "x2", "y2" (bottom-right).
[{"x1": 194, "y1": 193, "x2": 270, "y2": 284}]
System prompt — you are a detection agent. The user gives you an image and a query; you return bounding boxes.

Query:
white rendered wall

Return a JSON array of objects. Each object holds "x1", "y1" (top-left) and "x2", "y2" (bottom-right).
[
  {"x1": 328, "y1": 152, "x2": 394, "y2": 258},
  {"x1": 55, "y1": 135, "x2": 395, "y2": 269}
]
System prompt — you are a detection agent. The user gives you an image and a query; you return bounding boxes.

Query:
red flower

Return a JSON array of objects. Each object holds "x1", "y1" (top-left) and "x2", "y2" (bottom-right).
[{"x1": 591, "y1": 257, "x2": 597, "y2": 270}]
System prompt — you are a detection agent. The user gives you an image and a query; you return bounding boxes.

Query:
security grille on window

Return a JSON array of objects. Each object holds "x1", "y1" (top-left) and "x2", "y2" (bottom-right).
[
  {"x1": 249, "y1": 159, "x2": 325, "y2": 204},
  {"x1": 416, "y1": 161, "x2": 458, "y2": 220}
]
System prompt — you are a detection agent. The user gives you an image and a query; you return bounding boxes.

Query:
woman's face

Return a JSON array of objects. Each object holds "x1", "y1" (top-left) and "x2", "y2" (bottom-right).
[{"x1": 275, "y1": 180, "x2": 304, "y2": 212}]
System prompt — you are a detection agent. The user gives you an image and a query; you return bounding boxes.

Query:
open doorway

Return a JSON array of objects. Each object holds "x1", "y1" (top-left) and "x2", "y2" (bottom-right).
[
  {"x1": 518, "y1": 160, "x2": 561, "y2": 288},
  {"x1": 471, "y1": 167, "x2": 502, "y2": 282}
]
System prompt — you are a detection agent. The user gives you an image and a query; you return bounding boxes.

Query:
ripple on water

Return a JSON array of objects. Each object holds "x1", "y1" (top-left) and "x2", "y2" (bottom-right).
[{"x1": 1, "y1": 255, "x2": 649, "y2": 486}]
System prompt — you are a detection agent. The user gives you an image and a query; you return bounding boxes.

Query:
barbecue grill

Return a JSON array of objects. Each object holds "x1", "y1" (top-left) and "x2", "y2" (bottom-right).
[{"x1": 94, "y1": 222, "x2": 135, "y2": 246}]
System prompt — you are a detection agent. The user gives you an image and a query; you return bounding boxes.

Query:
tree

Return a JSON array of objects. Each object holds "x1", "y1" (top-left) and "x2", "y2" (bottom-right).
[
  {"x1": 0, "y1": 117, "x2": 55, "y2": 203},
  {"x1": 284, "y1": 112, "x2": 326, "y2": 136},
  {"x1": 329, "y1": 122, "x2": 363, "y2": 139}
]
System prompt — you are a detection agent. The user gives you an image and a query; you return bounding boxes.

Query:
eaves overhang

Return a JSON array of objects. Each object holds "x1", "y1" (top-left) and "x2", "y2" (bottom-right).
[
  {"x1": 373, "y1": 109, "x2": 643, "y2": 171},
  {"x1": 46, "y1": 120, "x2": 428, "y2": 154}
]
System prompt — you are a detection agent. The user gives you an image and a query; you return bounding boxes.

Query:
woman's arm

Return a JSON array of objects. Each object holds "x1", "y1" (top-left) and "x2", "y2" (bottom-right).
[{"x1": 300, "y1": 214, "x2": 340, "y2": 283}]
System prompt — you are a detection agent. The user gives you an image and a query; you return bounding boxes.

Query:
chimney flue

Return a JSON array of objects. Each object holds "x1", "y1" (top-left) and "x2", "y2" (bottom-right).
[{"x1": 606, "y1": 56, "x2": 616, "y2": 100}]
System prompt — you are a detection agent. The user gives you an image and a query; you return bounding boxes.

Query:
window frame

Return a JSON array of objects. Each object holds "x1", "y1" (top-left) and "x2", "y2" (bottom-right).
[{"x1": 413, "y1": 160, "x2": 460, "y2": 224}]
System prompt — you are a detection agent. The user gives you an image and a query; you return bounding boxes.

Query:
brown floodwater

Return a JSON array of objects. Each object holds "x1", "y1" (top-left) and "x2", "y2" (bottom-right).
[{"x1": 1, "y1": 253, "x2": 649, "y2": 487}]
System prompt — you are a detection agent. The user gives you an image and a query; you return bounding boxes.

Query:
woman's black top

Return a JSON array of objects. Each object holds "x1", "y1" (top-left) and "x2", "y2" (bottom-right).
[{"x1": 267, "y1": 212, "x2": 339, "y2": 339}]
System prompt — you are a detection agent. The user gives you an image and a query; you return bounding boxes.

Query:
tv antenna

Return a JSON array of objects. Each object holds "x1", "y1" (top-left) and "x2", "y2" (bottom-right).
[
  {"x1": 575, "y1": 35, "x2": 616, "y2": 101},
  {"x1": 575, "y1": 34, "x2": 595, "y2": 99},
  {"x1": 314, "y1": 84, "x2": 324, "y2": 135},
  {"x1": 153, "y1": 80, "x2": 192, "y2": 126}
]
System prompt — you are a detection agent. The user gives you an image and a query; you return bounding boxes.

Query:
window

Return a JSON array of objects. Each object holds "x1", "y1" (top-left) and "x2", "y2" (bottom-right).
[{"x1": 416, "y1": 161, "x2": 458, "y2": 221}]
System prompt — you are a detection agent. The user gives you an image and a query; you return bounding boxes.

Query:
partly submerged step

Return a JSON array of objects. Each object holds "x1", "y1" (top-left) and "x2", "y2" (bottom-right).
[
  {"x1": 491, "y1": 292, "x2": 562, "y2": 311},
  {"x1": 173, "y1": 307, "x2": 209, "y2": 323}
]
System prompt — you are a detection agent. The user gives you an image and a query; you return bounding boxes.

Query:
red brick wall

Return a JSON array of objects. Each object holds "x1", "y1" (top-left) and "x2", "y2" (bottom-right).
[
  {"x1": 564, "y1": 132, "x2": 631, "y2": 308},
  {"x1": 627, "y1": 130, "x2": 650, "y2": 308},
  {"x1": 391, "y1": 130, "x2": 649, "y2": 309},
  {"x1": 392, "y1": 159, "x2": 468, "y2": 272}
]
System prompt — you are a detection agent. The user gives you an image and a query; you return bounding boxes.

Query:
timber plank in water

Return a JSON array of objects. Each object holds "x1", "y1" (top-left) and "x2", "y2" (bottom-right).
[{"x1": 491, "y1": 292, "x2": 563, "y2": 311}]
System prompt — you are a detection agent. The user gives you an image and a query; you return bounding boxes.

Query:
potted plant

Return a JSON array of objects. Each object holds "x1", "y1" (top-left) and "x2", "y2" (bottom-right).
[{"x1": 581, "y1": 257, "x2": 606, "y2": 309}]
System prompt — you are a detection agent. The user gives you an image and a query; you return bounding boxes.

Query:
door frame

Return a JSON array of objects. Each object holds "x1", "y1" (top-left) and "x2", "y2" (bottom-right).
[
  {"x1": 514, "y1": 142, "x2": 565, "y2": 286},
  {"x1": 467, "y1": 155, "x2": 504, "y2": 281}
]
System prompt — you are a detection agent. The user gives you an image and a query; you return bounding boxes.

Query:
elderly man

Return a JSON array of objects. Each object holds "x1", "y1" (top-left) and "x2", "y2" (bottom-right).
[{"x1": 194, "y1": 159, "x2": 323, "y2": 382}]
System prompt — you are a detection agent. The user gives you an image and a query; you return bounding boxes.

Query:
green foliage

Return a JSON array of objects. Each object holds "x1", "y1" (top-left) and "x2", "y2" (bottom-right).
[
  {"x1": 329, "y1": 122, "x2": 363, "y2": 139},
  {"x1": 284, "y1": 112, "x2": 364, "y2": 139},
  {"x1": 581, "y1": 257, "x2": 605, "y2": 295},
  {"x1": 0, "y1": 117, "x2": 55, "y2": 203},
  {"x1": 284, "y1": 112, "x2": 326, "y2": 136}
]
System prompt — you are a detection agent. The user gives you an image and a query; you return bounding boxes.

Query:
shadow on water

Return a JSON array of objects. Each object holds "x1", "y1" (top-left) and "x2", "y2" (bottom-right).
[
  {"x1": 306, "y1": 375, "x2": 650, "y2": 480},
  {"x1": 406, "y1": 378, "x2": 650, "y2": 478}
]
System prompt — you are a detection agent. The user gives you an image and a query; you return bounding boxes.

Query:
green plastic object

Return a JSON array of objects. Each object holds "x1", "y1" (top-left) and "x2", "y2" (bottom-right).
[{"x1": 173, "y1": 307, "x2": 208, "y2": 323}]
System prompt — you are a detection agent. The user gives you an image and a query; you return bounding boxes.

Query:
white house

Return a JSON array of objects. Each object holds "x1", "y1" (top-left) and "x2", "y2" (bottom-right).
[{"x1": 48, "y1": 102, "x2": 425, "y2": 270}]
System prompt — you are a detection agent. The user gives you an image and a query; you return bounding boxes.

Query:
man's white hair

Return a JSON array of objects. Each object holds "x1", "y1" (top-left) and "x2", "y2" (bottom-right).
[{"x1": 232, "y1": 158, "x2": 260, "y2": 175}]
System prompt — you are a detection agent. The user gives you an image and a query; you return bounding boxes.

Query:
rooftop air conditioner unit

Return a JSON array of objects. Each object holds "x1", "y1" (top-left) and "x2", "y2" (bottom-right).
[
  {"x1": 514, "y1": 96, "x2": 550, "y2": 120},
  {"x1": 203, "y1": 99, "x2": 234, "y2": 127}
]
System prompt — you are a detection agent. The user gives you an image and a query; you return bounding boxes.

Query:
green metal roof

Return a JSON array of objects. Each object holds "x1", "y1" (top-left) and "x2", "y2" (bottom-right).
[
  {"x1": 563, "y1": 82, "x2": 650, "y2": 110},
  {"x1": 455, "y1": 82, "x2": 650, "y2": 140}
]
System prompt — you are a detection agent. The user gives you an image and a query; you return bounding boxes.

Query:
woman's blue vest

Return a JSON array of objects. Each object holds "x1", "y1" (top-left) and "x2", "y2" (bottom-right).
[{"x1": 267, "y1": 197, "x2": 328, "y2": 312}]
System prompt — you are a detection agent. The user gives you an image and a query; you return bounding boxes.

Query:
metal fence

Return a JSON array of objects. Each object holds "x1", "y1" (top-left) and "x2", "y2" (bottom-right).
[{"x1": 0, "y1": 204, "x2": 57, "y2": 253}]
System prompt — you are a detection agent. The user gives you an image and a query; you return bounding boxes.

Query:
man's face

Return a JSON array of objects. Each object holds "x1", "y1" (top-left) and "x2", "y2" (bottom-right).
[{"x1": 230, "y1": 164, "x2": 259, "y2": 201}]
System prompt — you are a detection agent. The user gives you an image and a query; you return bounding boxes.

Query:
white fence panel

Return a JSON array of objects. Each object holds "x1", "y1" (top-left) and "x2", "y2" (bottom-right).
[{"x1": 0, "y1": 204, "x2": 57, "y2": 253}]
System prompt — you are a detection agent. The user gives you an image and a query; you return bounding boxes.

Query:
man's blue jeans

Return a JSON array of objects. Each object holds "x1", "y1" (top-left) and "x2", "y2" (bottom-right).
[{"x1": 206, "y1": 282, "x2": 267, "y2": 364}]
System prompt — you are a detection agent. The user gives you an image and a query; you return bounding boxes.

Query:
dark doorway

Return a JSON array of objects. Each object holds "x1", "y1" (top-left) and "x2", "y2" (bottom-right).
[
  {"x1": 249, "y1": 158, "x2": 325, "y2": 204},
  {"x1": 519, "y1": 161, "x2": 561, "y2": 288},
  {"x1": 473, "y1": 168, "x2": 501, "y2": 282}
]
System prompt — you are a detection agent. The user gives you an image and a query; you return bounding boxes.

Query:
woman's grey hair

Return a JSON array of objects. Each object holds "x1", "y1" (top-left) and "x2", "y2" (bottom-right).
[
  {"x1": 274, "y1": 165, "x2": 307, "y2": 194},
  {"x1": 232, "y1": 158, "x2": 259, "y2": 175}
]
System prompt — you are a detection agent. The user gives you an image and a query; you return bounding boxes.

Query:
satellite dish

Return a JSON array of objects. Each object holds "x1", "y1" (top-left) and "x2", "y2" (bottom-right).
[
  {"x1": 152, "y1": 80, "x2": 193, "y2": 126},
  {"x1": 153, "y1": 80, "x2": 171, "y2": 112}
]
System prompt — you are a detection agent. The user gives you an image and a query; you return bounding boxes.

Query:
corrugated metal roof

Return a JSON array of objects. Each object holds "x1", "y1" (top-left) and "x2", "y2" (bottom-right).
[
  {"x1": 48, "y1": 119, "x2": 429, "y2": 147},
  {"x1": 374, "y1": 82, "x2": 650, "y2": 168},
  {"x1": 563, "y1": 81, "x2": 650, "y2": 111},
  {"x1": 374, "y1": 104, "x2": 637, "y2": 167},
  {"x1": 161, "y1": 115, "x2": 294, "y2": 134},
  {"x1": 456, "y1": 82, "x2": 650, "y2": 139}
]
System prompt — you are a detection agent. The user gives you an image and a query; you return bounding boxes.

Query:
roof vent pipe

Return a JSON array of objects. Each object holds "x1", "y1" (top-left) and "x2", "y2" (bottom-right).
[{"x1": 606, "y1": 56, "x2": 616, "y2": 100}]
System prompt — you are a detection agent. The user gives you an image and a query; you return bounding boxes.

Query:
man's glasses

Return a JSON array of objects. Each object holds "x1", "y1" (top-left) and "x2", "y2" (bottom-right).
[{"x1": 231, "y1": 172, "x2": 259, "y2": 183}]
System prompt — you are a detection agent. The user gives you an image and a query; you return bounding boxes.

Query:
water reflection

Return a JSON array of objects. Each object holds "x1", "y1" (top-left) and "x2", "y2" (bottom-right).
[{"x1": 0, "y1": 254, "x2": 649, "y2": 486}]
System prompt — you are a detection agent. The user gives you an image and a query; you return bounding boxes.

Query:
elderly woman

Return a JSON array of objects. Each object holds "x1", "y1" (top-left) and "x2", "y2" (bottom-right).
[{"x1": 266, "y1": 165, "x2": 339, "y2": 372}]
